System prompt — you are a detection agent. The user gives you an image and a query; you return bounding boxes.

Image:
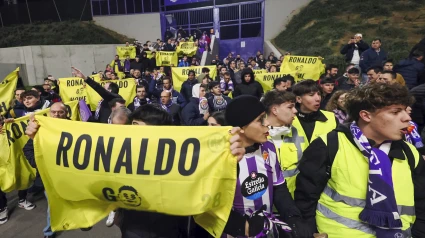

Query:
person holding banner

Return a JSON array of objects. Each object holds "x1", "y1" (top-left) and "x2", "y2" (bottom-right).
[
  {"x1": 223, "y1": 95, "x2": 311, "y2": 238},
  {"x1": 7, "y1": 90, "x2": 50, "y2": 118},
  {"x1": 110, "y1": 55, "x2": 124, "y2": 73}
]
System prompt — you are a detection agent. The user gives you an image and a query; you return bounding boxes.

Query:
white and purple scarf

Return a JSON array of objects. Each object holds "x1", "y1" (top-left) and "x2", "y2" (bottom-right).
[
  {"x1": 94, "y1": 99, "x2": 103, "y2": 120},
  {"x1": 160, "y1": 100, "x2": 173, "y2": 113},
  {"x1": 220, "y1": 78, "x2": 234, "y2": 92},
  {"x1": 133, "y1": 96, "x2": 150, "y2": 111},
  {"x1": 350, "y1": 122, "x2": 403, "y2": 238},
  {"x1": 199, "y1": 97, "x2": 209, "y2": 115},
  {"x1": 405, "y1": 121, "x2": 424, "y2": 149}
]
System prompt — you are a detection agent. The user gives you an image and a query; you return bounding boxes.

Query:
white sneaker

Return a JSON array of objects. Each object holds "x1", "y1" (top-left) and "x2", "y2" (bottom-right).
[
  {"x1": 18, "y1": 199, "x2": 36, "y2": 210},
  {"x1": 105, "y1": 211, "x2": 116, "y2": 227},
  {"x1": 0, "y1": 207, "x2": 8, "y2": 224}
]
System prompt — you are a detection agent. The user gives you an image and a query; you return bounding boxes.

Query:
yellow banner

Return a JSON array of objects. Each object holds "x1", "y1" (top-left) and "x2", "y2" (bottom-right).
[
  {"x1": 171, "y1": 66, "x2": 217, "y2": 92},
  {"x1": 176, "y1": 42, "x2": 198, "y2": 57},
  {"x1": 116, "y1": 46, "x2": 137, "y2": 60},
  {"x1": 0, "y1": 101, "x2": 80, "y2": 192},
  {"x1": 156, "y1": 51, "x2": 178, "y2": 67},
  {"x1": 280, "y1": 56, "x2": 324, "y2": 81},
  {"x1": 146, "y1": 51, "x2": 154, "y2": 59},
  {"x1": 34, "y1": 117, "x2": 236, "y2": 235},
  {"x1": 0, "y1": 68, "x2": 19, "y2": 116},
  {"x1": 59, "y1": 77, "x2": 87, "y2": 103},
  {"x1": 253, "y1": 69, "x2": 267, "y2": 74},
  {"x1": 255, "y1": 72, "x2": 297, "y2": 92},
  {"x1": 86, "y1": 78, "x2": 137, "y2": 111}
]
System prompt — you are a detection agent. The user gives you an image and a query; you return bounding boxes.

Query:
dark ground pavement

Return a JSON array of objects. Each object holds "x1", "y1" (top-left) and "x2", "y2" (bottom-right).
[{"x1": 0, "y1": 191, "x2": 121, "y2": 238}]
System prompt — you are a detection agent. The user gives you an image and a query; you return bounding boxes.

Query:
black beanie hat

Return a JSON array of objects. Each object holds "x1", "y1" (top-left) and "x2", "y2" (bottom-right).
[
  {"x1": 225, "y1": 95, "x2": 265, "y2": 127},
  {"x1": 209, "y1": 81, "x2": 220, "y2": 90}
]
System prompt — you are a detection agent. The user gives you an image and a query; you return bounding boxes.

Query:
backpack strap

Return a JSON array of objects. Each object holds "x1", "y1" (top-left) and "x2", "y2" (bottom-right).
[
  {"x1": 326, "y1": 130, "x2": 339, "y2": 177},
  {"x1": 399, "y1": 141, "x2": 417, "y2": 173}
]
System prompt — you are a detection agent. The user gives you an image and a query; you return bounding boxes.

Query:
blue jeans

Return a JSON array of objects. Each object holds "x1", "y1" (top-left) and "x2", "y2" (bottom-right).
[{"x1": 43, "y1": 191, "x2": 54, "y2": 236}]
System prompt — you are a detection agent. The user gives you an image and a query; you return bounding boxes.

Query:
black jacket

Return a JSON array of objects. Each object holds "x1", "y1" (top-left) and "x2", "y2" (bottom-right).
[
  {"x1": 180, "y1": 79, "x2": 198, "y2": 103},
  {"x1": 294, "y1": 124, "x2": 425, "y2": 237},
  {"x1": 85, "y1": 77, "x2": 122, "y2": 123},
  {"x1": 232, "y1": 69, "x2": 263, "y2": 99},
  {"x1": 130, "y1": 60, "x2": 143, "y2": 73},
  {"x1": 167, "y1": 104, "x2": 182, "y2": 125},
  {"x1": 340, "y1": 41, "x2": 369, "y2": 62}
]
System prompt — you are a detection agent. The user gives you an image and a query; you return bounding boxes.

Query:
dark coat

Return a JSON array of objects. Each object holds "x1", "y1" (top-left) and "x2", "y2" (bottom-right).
[
  {"x1": 181, "y1": 97, "x2": 207, "y2": 126},
  {"x1": 359, "y1": 48, "x2": 388, "y2": 73},
  {"x1": 340, "y1": 41, "x2": 369, "y2": 62},
  {"x1": 394, "y1": 58, "x2": 425, "y2": 89},
  {"x1": 180, "y1": 79, "x2": 198, "y2": 103},
  {"x1": 232, "y1": 69, "x2": 264, "y2": 99}
]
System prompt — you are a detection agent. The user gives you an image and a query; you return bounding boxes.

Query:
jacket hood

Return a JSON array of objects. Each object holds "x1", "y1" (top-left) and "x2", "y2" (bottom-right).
[
  {"x1": 398, "y1": 58, "x2": 423, "y2": 67},
  {"x1": 192, "y1": 83, "x2": 201, "y2": 98},
  {"x1": 241, "y1": 68, "x2": 255, "y2": 85}
]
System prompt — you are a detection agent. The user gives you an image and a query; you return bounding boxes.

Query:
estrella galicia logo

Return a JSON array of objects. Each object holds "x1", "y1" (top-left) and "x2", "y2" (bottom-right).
[
  {"x1": 102, "y1": 185, "x2": 142, "y2": 207},
  {"x1": 241, "y1": 171, "x2": 268, "y2": 200}
]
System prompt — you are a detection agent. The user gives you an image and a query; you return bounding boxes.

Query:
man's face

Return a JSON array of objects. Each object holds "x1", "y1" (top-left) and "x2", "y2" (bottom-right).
[
  {"x1": 125, "y1": 42, "x2": 129, "y2": 46},
  {"x1": 163, "y1": 79, "x2": 171, "y2": 90},
  {"x1": 224, "y1": 75, "x2": 231, "y2": 83},
  {"x1": 115, "y1": 55, "x2": 119, "y2": 60},
  {"x1": 275, "y1": 82, "x2": 287, "y2": 92},
  {"x1": 161, "y1": 91, "x2": 171, "y2": 105},
  {"x1": 321, "y1": 83, "x2": 335, "y2": 94},
  {"x1": 43, "y1": 85, "x2": 51, "y2": 92},
  {"x1": 265, "y1": 62, "x2": 271, "y2": 68},
  {"x1": 144, "y1": 71, "x2": 150, "y2": 76},
  {"x1": 372, "y1": 40, "x2": 381, "y2": 50},
  {"x1": 250, "y1": 61, "x2": 256, "y2": 66},
  {"x1": 212, "y1": 85, "x2": 221, "y2": 95},
  {"x1": 188, "y1": 73, "x2": 195, "y2": 80},
  {"x1": 239, "y1": 63, "x2": 245, "y2": 71},
  {"x1": 243, "y1": 113, "x2": 269, "y2": 144},
  {"x1": 105, "y1": 72, "x2": 112, "y2": 79},
  {"x1": 220, "y1": 68, "x2": 227, "y2": 75},
  {"x1": 215, "y1": 55, "x2": 219, "y2": 60},
  {"x1": 276, "y1": 60, "x2": 282, "y2": 67},
  {"x1": 15, "y1": 89, "x2": 25, "y2": 102},
  {"x1": 183, "y1": 56, "x2": 187, "y2": 62},
  {"x1": 136, "y1": 87, "x2": 146, "y2": 99},
  {"x1": 297, "y1": 91, "x2": 321, "y2": 113},
  {"x1": 133, "y1": 70, "x2": 141, "y2": 78},
  {"x1": 348, "y1": 73, "x2": 359, "y2": 83},
  {"x1": 230, "y1": 61, "x2": 236, "y2": 68},
  {"x1": 199, "y1": 87, "x2": 206, "y2": 98},
  {"x1": 365, "y1": 105, "x2": 410, "y2": 142},
  {"x1": 286, "y1": 80, "x2": 292, "y2": 89},
  {"x1": 355, "y1": 36, "x2": 361, "y2": 42},
  {"x1": 367, "y1": 70, "x2": 380, "y2": 82},
  {"x1": 135, "y1": 57, "x2": 140, "y2": 62},
  {"x1": 378, "y1": 73, "x2": 394, "y2": 84},
  {"x1": 272, "y1": 102, "x2": 297, "y2": 125},
  {"x1": 337, "y1": 93, "x2": 347, "y2": 109},
  {"x1": 259, "y1": 55, "x2": 263, "y2": 60},
  {"x1": 49, "y1": 103, "x2": 67, "y2": 119},
  {"x1": 328, "y1": 68, "x2": 338, "y2": 77},
  {"x1": 111, "y1": 74, "x2": 117, "y2": 80},
  {"x1": 384, "y1": 62, "x2": 393, "y2": 71},
  {"x1": 237, "y1": 55, "x2": 241, "y2": 59},
  {"x1": 23, "y1": 95, "x2": 39, "y2": 109},
  {"x1": 244, "y1": 74, "x2": 251, "y2": 83}
]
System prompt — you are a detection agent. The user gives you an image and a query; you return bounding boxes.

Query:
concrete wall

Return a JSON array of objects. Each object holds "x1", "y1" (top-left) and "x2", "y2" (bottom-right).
[
  {"x1": 93, "y1": 13, "x2": 162, "y2": 43},
  {"x1": 0, "y1": 45, "x2": 120, "y2": 86},
  {"x1": 264, "y1": 0, "x2": 311, "y2": 40}
]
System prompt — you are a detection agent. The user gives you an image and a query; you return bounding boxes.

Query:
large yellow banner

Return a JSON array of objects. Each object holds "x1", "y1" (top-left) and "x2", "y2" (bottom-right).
[
  {"x1": 156, "y1": 51, "x2": 178, "y2": 67},
  {"x1": 59, "y1": 77, "x2": 87, "y2": 103},
  {"x1": 0, "y1": 68, "x2": 19, "y2": 116},
  {"x1": 116, "y1": 46, "x2": 137, "y2": 60},
  {"x1": 34, "y1": 117, "x2": 236, "y2": 236},
  {"x1": 280, "y1": 56, "x2": 324, "y2": 81},
  {"x1": 176, "y1": 42, "x2": 198, "y2": 57},
  {"x1": 0, "y1": 101, "x2": 80, "y2": 192},
  {"x1": 255, "y1": 72, "x2": 296, "y2": 92},
  {"x1": 86, "y1": 78, "x2": 137, "y2": 111},
  {"x1": 171, "y1": 66, "x2": 217, "y2": 92}
]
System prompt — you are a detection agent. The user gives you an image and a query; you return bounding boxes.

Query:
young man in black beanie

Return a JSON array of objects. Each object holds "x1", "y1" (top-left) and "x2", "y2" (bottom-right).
[
  {"x1": 207, "y1": 81, "x2": 231, "y2": 113},
  {"x1": 319, "y1": 77, "x2": 336, "y2": 110},
  {"x1": 222, "y1": 95, "x2": 312, "y2": 238}
]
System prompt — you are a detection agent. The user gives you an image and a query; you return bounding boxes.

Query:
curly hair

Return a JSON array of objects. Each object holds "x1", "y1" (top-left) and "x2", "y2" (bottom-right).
[
  {"x1": 345, "y1": 83, "x2": 414, "y2": 122},
  {"x1": 325, "y1": 90, "x2": 348, "y2": 112}
]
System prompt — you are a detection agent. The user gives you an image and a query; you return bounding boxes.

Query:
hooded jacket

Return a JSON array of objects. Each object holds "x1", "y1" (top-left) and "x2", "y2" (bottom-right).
[
  {"x1": 359, "y1": 48, "x2": 388, "y2": 72},
  {"x1": 394, "y1": 57, "x2": 425, "y2": 89},
  {"x1": 232, "y1": 68, "x2": 264, "y2": 99},
  {"x1": 180, "y1": 78, "x2": 198, "y2": 102},
  {"x1": 181, "y1": 84, "x2": 207, "y2": 126}
]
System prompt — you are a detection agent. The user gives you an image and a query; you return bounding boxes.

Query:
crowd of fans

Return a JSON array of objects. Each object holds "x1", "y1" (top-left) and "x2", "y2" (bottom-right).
[{"x1": 0, "y1": 33, "x2": 425, "y2": 238}]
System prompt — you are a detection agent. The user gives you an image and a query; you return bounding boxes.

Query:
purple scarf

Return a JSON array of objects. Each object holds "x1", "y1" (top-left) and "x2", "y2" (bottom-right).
[
  {"x1": 124, "y1": 60, "x2": 131, "y2": 72},
  {"x1": 333, "y1": 108, "x2": 347, "y2": 124},
  {"x1": 405, "y1": 121, "x2": 424, "y2": 149},
  {"x1": 350, "y1": 122, "x2": 403, "y2": 238},
  {"x1": 160, "y1": 100, "x2": 173, "y2": 113}
]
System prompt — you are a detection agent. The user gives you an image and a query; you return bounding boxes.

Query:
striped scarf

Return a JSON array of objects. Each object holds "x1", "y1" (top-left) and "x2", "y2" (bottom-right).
[
  {"x1": 94, "y1": 99, "x2": 103, "y2": 120},
  {"x1": 405, "y1": 121, "x2": 423, "y2": 149}
]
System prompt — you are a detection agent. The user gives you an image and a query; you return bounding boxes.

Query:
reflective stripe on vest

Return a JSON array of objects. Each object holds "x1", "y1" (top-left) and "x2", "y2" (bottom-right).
[
  {"x1": 282, "y1": 126, "x2": 304, "y2": 178},
  {"x1": 317, "y1": 203, "x2": 413, "y2": 237},
  {"x1": 323, "y1": 185, "x2": 415, "y2": 216}
]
